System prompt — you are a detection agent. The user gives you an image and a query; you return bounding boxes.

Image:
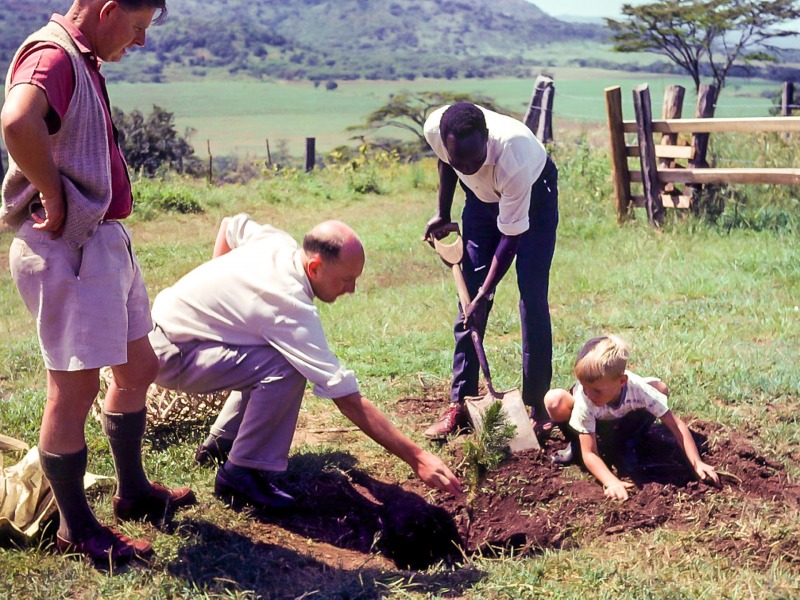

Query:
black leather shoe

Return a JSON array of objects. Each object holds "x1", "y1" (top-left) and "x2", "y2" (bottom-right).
[
  {"x1": 214, "y1": 464, "x2": 296, "y2": 511},
  {"x1": 195, "y1": 434, "x2": 233, "y2": 466}
]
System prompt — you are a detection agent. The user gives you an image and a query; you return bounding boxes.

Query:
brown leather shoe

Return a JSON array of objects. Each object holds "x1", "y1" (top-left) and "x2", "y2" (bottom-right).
[
  {"x1": 114, "y1": 481, "x2": 197, "y2": 524},
  {"x1": 424, "y1": 403, "x2": 469, "y2": 439},
  {"x1": 56, "y1": 526, "x2": 153, "y2": 565}
]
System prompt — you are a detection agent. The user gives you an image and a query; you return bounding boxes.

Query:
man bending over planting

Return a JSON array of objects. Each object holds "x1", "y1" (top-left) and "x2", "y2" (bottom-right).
[{"x1": 149, "y1": 214, "x2": 463, "y2": 510}]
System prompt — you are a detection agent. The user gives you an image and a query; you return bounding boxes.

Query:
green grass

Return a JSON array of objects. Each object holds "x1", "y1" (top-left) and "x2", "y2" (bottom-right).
[
  {"x1": 103, "y1": 70, "x2": 784, "y2": 156},
  {"x1": 1, "y1": 140, "x2": 799, "y2": 597}
]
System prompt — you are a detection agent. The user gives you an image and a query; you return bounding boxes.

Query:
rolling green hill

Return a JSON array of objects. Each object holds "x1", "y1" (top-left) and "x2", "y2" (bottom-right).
[{"x1": 1, "y1": 0, "x2": 607, "y2": 83}]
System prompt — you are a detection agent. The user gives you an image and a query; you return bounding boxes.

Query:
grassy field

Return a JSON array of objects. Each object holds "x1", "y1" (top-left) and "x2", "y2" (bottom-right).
[
  {"x1": 104, "y1": 69, "x2": 782, "y2": 156},
  {"x1": 0, "y1": 136, "x2": 798, "y2": 597}
]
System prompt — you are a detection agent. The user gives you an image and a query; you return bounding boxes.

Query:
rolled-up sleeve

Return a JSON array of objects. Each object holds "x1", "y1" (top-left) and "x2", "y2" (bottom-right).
[
  {"x1": 225, "y1": 213, "x2": 264, "y2": 249},
  {"x1": 263, "y1": 298, "x2": 359, "y2": 399},
  {"x1": 495, "y1": 141, "x2": 538, "y2": 236}
]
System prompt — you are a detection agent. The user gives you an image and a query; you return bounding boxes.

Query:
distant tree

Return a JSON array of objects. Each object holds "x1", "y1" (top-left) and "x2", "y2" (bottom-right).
[
  {"x1": 112, "y1": 105, "x2": 200, "y2": 176},
  {"x1": 607, "y1": 0, "x2": 800, "y2": 102},
  {"x1": 348, "y1": 91, "x2": 502, "y2": 149}
]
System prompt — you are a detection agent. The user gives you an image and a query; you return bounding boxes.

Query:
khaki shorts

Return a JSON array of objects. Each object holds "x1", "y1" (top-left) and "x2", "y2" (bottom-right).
[{"x1": 9, "y1": 219, "x2": 152, "y2": 371}]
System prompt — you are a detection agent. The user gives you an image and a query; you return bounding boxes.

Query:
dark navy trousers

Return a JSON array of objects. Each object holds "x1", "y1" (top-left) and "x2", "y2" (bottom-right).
[{"x1": 450, "y1": 157, "x2": 559, "y2": 419}]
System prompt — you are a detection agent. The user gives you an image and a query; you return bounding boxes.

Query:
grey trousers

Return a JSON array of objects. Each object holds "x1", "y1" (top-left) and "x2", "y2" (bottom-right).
[{"x1": 149, "y1": 326, "x2": 306, "y2": 472}]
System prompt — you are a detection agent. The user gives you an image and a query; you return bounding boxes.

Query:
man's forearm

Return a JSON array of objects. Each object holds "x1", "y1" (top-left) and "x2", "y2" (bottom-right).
[
  {"x1": 479, "y1": 234, "x2": 520, "y2": 296},
  {"x1": 212, "y1": 217, "x2": 232, "y2": 258},
  {"x1": 436, "y1": 159, "x2": 458, "y2": 220},
  {"x1": 333, "y1": 392, "x2": 423, "y2": 467},
  {"x1": 2, "y1": 86, "x2": 62, "y2": 199}
]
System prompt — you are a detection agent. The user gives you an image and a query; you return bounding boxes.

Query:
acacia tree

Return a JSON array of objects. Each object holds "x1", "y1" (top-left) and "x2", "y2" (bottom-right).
[
  {"x1": 348, "y1": 91, "x2": 501, "y2": 151},
  {"x1": 112, "y1": 105, "x2": 200, "y2": 176},
  {"x1": 607, "y1": 0, "x2": 800, "y2": 101}
]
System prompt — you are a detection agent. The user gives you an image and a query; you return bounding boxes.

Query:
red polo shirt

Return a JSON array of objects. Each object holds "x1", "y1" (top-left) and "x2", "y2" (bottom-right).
[{"x1": 9, "y1": 14, "x2": 133, "y2": 220}]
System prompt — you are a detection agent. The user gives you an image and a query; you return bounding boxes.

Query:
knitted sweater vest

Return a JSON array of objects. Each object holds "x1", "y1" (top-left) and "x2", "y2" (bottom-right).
[{"x1": 1, "y1": 20, "x2": 113, "y2": 249}]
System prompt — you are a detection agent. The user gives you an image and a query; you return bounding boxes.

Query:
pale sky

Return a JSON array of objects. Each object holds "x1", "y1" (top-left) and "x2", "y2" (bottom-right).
[{"x1": 529, "y1": 0, "x2": 648, "y2": 19}]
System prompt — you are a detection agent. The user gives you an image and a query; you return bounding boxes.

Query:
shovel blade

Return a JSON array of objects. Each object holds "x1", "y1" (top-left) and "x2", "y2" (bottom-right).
[{"x1": 464, "y1": 388, "x2": 541, "y2": 452}]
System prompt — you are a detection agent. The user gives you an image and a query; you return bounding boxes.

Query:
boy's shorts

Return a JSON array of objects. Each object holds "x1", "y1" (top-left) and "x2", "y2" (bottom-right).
[{"x1": 9, "y1": 219, "x2": 152, "y2": 371}]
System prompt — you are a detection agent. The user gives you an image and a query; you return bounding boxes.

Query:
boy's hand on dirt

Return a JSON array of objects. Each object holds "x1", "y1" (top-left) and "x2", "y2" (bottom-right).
[
  {"x1": 604, "y1": 480, "x2": 634, "y2": 501},
  {"x1": 415, "y1": 451, "x2": 464, "y2": 498},
  {"x1": 695, "y1": 462, "x2": 721, "y2": 487}
]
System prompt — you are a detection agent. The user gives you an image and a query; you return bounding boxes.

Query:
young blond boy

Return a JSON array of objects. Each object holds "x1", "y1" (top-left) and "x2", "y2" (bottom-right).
[{"x1": 545, "y1": 335, "x2": 719, "y2": 501}]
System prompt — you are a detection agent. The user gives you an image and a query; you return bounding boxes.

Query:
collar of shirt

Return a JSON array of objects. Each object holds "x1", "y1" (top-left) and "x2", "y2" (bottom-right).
[
  {"x1": 606, "y1": 384, "x2": 628, "y2": 410},
  {"x1": 50, "y1": 13, "x2": 101, "y2": 70},
  {"x1": 483, "y1": 137, "x2": 498, "y2": 167},
  {"x1": 293, "y1": 250, "x2": 315, "y2": 300}
]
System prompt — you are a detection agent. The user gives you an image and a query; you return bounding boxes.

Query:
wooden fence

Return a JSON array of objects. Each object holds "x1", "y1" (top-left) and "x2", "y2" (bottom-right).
[
  {"x1": 524, "y1": 74, "x2": 554, "y2": 143},
  {"x1": 605, "y1": 83, "x2": 800, "y2": 225}
]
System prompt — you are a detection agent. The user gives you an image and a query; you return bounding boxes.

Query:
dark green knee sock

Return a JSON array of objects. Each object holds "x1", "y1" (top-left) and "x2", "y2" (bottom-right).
[
  {"x1": 102, "y1": 408, "x2": 151, "y2": 499},
  {"x1": 39, "y1": 447, "x2": 101, "y2": 541}
]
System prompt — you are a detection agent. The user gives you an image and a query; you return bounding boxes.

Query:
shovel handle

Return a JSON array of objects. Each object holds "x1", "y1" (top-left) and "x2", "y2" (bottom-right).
[
  {"x1": 470, "y1": 327, "x2": 502, "y2": 398},
  {"x1": 451, "y1": 264, "x2": 472, "y2": 314}
]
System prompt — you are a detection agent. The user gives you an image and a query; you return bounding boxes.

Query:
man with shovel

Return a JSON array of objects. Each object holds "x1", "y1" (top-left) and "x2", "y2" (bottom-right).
[
  {"x1": 149, "y1": 214, "x2": 463, "y2": 510},
  {"x1": 422, "y1": 102, "x2": 559, "y2": 440}
]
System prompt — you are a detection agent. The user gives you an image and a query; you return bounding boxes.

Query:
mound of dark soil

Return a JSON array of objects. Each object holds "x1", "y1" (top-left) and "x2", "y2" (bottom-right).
[
  {"x1": 429, "y1": 417, "x2": 800, "y2": 559},
  {"x1": 200, "y1": 398, "x2": 800, "y2": 581}
]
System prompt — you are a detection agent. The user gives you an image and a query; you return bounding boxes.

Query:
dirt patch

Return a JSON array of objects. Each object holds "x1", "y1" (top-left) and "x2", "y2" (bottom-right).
[
  {"x1": 425, "y1": 411, "x2": 800, "y2": 564},
  {"x1": 266, "y1": 399, "x2": 800, "y2": 572},
  {"x1": 167, "y1": 397, "x2": 800, "y2": 598}
]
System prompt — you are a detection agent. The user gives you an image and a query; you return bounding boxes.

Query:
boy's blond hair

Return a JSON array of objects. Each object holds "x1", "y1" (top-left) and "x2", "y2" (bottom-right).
[{"x1": 573, "y1": 335, "x2": 629, "y2": 382}]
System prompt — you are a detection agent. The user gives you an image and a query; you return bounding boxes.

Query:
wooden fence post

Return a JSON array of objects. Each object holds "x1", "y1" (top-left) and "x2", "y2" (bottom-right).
[
  {"x1": 781, "y1": 81, "x2": 795, "y2": 117},
  {"x1": 687, "y1": 84, "x2": 716, "y2": 208},
  {"x1": 305, "y1": 137, "x2": 316, "y2": 172},
  {"x1": 690, "y1": 84, "x2": 716, "y2": 169},
  {"x1": 660, "y1": 86, "x2": 685, "y2": 164},
  {"x1": 206, "y1": 139, "x2": 213, "y2": 184},
  {"x1": 524, "y1": 74, "x2": 554, "y2": 142},
  {"x1": 782, "y1": 81, "x2": 794, "y2": 141},
  {"x1": 605, "y1": 86, "x2": 632, "y2": 222},
  {"x1": 539, "y1": 77, "x2": 554, "y2": 143},
  {"x1": 660, "y1": 86, "x2": 685, "y2": 204},
  {"x1": 265, "y1": 138, "x2": 272, "y2": 167},
  {"x1": 632, "y1": 84, "x2": 663, "y2": 225}
]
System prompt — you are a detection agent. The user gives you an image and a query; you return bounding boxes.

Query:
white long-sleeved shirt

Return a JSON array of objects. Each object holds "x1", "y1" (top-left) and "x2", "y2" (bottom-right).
[
  {"x1": 151, "y1": 214, "x2": 359, "y2": 399},
  {"x1": 424, "y1": 104, "x2": 548, "y2": 236}
]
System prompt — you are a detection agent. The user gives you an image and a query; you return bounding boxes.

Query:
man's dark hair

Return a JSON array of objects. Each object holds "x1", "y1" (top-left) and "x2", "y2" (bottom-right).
[
  {"x1": 303, "y1": 233, "x2": 344, "y2": 261},
  {"x1": 440, "y1": 102, "x2": 488, "y2": 141},
  {"x1": 118, "y1": 0, "x2": 169, "y2": 25}
]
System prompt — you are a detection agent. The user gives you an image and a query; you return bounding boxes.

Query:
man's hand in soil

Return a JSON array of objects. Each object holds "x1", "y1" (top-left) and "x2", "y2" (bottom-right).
[
  {"x1": 414, "y1": 450, "x2": 464, "y2": 498},
  {"x1": 604, "y1": 480, "x2": 635, "y2": 501},
  {"x1": 694, "y1": 460, "x2": 721, "y2": 487}
]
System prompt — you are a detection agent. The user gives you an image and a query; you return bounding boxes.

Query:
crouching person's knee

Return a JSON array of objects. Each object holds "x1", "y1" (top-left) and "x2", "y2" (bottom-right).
[{"x1": 544, "y1": 389, "x2": 574, "y2": 423}]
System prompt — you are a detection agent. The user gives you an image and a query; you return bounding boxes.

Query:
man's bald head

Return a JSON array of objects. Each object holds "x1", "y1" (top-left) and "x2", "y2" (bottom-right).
[
  {"x1": 303, "y1": 220, "x2": 364, "y2": 263},
  {"x1": 302, "y1": 221, "x2": 365, "y2": 303}
]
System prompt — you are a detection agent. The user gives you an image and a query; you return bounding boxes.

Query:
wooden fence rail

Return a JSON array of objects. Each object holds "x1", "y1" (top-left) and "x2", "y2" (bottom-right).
[{"x1": 606, "y1": 84, "x2": 800, "y2": 225}]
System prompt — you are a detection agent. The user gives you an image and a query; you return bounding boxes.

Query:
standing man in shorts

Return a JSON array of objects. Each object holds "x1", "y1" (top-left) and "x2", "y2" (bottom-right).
[{"x1": 1, "y1": 1, "x2": 194, "y2": 565}]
